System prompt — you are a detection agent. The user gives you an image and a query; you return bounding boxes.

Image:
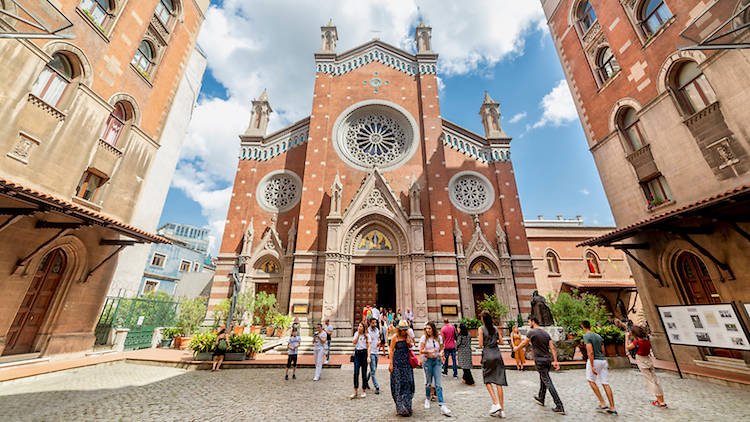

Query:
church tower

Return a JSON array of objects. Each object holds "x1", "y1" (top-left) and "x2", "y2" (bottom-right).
[{"x1": 208, "y1": 23, "x2": 536, "y2": 333}]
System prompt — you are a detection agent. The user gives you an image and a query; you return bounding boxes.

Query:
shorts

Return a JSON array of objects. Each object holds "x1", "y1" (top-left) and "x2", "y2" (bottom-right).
[
  {"x1": 286, "y1": 354, "x2": 298, "y2": 368},
  {"x1": 586, "y1": 359, "x2": 609, "y2": 384}
]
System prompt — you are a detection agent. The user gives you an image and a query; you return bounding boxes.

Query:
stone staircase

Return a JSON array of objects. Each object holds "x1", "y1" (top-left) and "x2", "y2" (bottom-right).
[
  {"x1": 267, "y1": 336, "x2": 512, "y2": 356},
  {"x1": 693, "y1": 356, "x2": 750, "y2": 376}
]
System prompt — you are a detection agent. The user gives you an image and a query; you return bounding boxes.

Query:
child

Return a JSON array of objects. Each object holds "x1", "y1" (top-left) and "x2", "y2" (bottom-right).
[{"x1": 286, "y1": 327, "x2": 301, "y2": 380}]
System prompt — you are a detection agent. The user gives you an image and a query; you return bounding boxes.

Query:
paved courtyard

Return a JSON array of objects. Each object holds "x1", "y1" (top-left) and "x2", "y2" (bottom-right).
[{"x1": 0, "y1": 362, "x2": 748, "y2": 421}]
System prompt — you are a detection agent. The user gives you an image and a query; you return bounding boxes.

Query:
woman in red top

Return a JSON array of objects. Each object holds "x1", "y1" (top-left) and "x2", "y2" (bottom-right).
[{"x1": 626, "y1": 325, "x2": 667, "y2": 408}]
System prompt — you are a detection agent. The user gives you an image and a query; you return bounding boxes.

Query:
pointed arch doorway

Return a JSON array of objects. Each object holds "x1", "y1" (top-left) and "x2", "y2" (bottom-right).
[
  {"x1": 353, "y1": 265, "x2": 396, "y2": 324},
  {"x1": 4, "y1": 249, "x2": 67, "y2": 355}
]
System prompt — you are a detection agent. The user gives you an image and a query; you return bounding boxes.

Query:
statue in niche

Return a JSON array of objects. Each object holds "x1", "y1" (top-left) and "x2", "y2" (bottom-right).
[
  {"x1": 496, "y1": 219, "x2": 509, "y2": 257},
  {"x1": 530, "y1": 290, "x2": 555, "y2": 326},
  {"x1": 241, "y1": 219, "x2": 254, "y2": 256},
  {"x1": 417, "y1": 31, "x2": 431, "y2": 52}
]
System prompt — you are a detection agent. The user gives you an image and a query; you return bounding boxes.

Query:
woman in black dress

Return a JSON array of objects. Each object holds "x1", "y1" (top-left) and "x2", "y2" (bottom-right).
[
  {"x1": 212, "y1": 327, "x2": 228, "y2": 372},
  {"x1": 479, "y1": 311, "x2": 507, "y2": 417},
  {"x1": 389, "y1": 320, "x2": 415, "y2": 416}
]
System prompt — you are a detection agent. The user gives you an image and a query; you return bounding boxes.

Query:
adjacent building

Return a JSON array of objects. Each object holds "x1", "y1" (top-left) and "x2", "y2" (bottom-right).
[
  {"x1": 0, "y1": 0, "x2": 207, "y2": 358},
  {"x1": 541, "y1": 0, "x2": 750, "y2": 380},
  {"x1": 140, "y1": 223, "x2": 214, "y2": 297},
  {"x1": 208, "y1": 22, "x2": 537, "y2": 334},
  {"x1": 525, "y1": 216, "x2": 640, "y2": 322}
]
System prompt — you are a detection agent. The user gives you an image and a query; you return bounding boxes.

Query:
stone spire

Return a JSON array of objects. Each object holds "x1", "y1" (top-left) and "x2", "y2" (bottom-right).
[
  {"x1": 243, "y1": 89, "x2": 272, "y2": 137},
  {"x1": 329, "y1": 172, "x2": 343, "y2": 216},
  {"x1": 479, "y1": 91, "x2": 508, "y2": 140},
  {"x1": 320, "y1": 19, "x2": 338, "y2": 53},
  {"x1": 415, "y1": 21, "x2": 432, "y2": 54},
  {"x1": 408, "y1": 175, "x2": 422, "y2": 218}
]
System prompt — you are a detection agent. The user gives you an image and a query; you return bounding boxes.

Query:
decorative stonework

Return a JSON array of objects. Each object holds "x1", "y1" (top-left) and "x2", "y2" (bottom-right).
[
  {"x1": 448, "y1": 171, "x2": 495, "y2": 214},
  {"x1": 361, "y1": 189, "x2": 387, "y2": 210},
  {"x1": 7, "y1": 133, "x2": 40, "y2": 164},
  {"x1": 442, "y1": 127, "x2": 510, "y2": 162},
  {"x1": 256, "y1": 170, "x2": 302, "y2": 212},
  {"x1": 315, "y1": 43, "x2": 436, "y2": 77},
  {"x1": 240, "y1": 123, "x2": 309, "y2": 161}
]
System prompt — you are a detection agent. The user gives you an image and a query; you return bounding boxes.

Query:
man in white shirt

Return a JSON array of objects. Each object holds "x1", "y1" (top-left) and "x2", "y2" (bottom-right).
[
  {"x1": 371, "y1": 304, "x2": 381, "y2": 325},
  {"x1": 313, "y1": 322, "x2": 327, "y2": 381},
  {"x1": 324, "y1": 318, "x2": 334, "y2": 364},
  {"x1": 367, "y1": 317, "x2": 381, "y2": 394}
]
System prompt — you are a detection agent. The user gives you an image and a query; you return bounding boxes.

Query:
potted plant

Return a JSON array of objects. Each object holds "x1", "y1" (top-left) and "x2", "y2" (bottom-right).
[
  {"x1": 175, "y1": 297, "x2": 208, "y2": 349},
  {"x1": 460, "y1": 317, "x2": 482, "y2": 337},
  {"x1": 248, "y1": 291, "x2": 278, "y2": 335},
  {"x1": 189, "y1": 332, "x2": 217, "y2": 361},
  {"x1": 225, "y1": 334, "x2": 250, "y2": 361},
  {"x1": 246, "y1": 332, "x2": 264, "y2": 360},
  {"x1": 594, "y1": 325, "x2": 625, "y2": 357},
  {"x1": 161, "y1": 327, "x2": 181, "y2": 348},
  {"x1": 273, "y1": 313, "x2": 293, "y2": 337},
  {"x1": 477, "y1": 294, "x2": 509, "y2": 326}
]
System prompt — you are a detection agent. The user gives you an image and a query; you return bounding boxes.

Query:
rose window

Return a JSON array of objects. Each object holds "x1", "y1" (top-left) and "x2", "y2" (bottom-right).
[
  {"x1": 257, "y1": 171, "x2": 301, "y2": 212},
  {"x1": 449, "y1": 172, "x2": 495, "y2": 213}
]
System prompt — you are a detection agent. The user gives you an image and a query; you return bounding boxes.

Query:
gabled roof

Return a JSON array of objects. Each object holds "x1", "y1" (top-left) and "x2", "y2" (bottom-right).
[{"x1": 315, "y1": 39, "x2": 437, "y2": 77}]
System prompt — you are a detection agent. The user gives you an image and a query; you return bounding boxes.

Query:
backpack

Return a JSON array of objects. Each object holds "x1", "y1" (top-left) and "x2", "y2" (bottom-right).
[{"x1": 217, "y1": 338, "x2": 228, "y2": 352}]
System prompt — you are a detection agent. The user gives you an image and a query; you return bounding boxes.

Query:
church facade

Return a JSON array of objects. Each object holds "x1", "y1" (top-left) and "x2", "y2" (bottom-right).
[{"x1": 208, "y1": 23, "x2": 536, "y2": 334}]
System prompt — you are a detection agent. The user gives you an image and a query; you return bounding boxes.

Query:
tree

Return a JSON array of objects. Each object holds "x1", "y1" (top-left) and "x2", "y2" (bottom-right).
[
  {"x1": 176, "y1": 297, "x2": 208, "y2": 336},
  {"x1": 477, "y1": 294, "x2": 509, "y2": 324},
  {"x1": 547, "y1": 290, "x2": 610, "y2": 334},
  {"x1": 248, "y1": 291, "x2": 278, "y2": 326}
]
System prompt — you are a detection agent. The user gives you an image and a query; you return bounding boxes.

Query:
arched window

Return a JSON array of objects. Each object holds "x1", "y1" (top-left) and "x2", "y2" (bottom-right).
[
  {"x1": 577, "y1": 1, "x2": 597, "y2": 33},
  {"x1": 642, "y1": 175, "x2": 672, "y2": 208},
  {"x1": 585, "y1": 251, "x2": 601, "y2": 274},
  {"x1": 641, "y1": 0, "x2": 672, "y2": 36},
  {"x1": 546, "y1": 251, "x2": 560, "y2": 274},
  {"x1": 617, "y1": 107, "x2": 645, "y2": 152},
  {"x1": 596, "y1": 47, "x2": 620, "y2": 82},
  {"x1": 155, "y1": 0, "x2": 175, "y2": 26},
  {"x1": 79, "y1": 0, "x2": 114, "y2": 27},
  {"x1": 101, "y1": 101, "x2": 133, "y2": 146},
  {"x1": 132, "y1": 41, "x2": 155, "y2": 74},
  {"x1": 671, "y1": 61, "x2": 717, "y2": 115},
  {"x1": 31, "y1": 53, "x2": 74, "y2": 107}
]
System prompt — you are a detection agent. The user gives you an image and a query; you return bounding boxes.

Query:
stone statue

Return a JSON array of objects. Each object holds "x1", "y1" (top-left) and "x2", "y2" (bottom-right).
[
  {"x1": 241, "y1": 218, "x2": 254, "y2": 256},
  {"x1": 530, "y1": 290, "x2": 555, "y2": 326}
]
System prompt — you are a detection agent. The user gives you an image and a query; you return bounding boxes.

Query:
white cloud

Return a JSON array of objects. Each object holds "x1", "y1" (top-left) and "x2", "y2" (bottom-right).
[
  {"x1": 532, "y1": 79, "x2": 579, "y2": 129},
  {"x1": 177, "y1": 0, "x2": 546, "y2": 253},
  {"x1": 508, "y1": 111, "x2": 527, "y2": 124},
  {"x1": 579, "y1": 188, "x2": 591, "y2": 196}
]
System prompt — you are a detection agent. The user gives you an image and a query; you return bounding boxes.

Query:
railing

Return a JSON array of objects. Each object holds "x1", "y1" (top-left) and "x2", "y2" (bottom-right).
[{"x1": 95, "y1": 296, "x2": 179, "y2": 349}]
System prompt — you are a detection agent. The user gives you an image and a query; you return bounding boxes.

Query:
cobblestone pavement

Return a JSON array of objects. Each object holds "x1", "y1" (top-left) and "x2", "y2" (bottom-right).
[{"x1": 0, "y1": 362, "x2": 748, "y2": 421}]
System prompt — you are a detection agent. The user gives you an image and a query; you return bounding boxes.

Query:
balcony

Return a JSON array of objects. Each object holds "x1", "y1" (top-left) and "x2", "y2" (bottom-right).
[
  {"x1": 88, "y1": 139, "x2": 123, "y2": 177},
  {"x1": 626, "y1": 144, "x2": 659, "y2": 182}
]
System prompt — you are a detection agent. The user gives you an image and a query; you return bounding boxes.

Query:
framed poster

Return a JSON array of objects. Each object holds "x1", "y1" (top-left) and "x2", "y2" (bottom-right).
[
  {"x1": 441, "y1": 305, "x2": 459, "y2": 316},
  {"x1": 658, "y1": 304, "x2": 750, "y2": 351},
  {"x1": 291, "y1": 303, "x2": 309, "y2": 315}
]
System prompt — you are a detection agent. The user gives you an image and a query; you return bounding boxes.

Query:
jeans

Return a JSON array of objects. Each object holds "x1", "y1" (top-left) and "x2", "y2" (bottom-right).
[
  {"x1": 326, "y1": 337, "x2": 331, "y2": 360},
  {"x1": 442, "y1": 348, "x2": 458, "y2": 377},
  {"x1": 369, "y1": 352, "x2": 380, "y2": 389},
  {"x1": 536, "y1": 358, "x2": 563, "y2": 409},
  {"x1": 353, "y1": 349, "x2": 368, "y2": 389},
  {"x1": 423, "y1": 357, "x2": 445, "y2": 405}
]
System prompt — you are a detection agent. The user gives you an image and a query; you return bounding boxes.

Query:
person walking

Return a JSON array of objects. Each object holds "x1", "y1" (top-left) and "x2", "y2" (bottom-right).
[
  {"x1": 371, "y1": 304, "x2": 381, "y2": 324},
  {"x1": 313, "y1": 322, "x2": 327, "y2": 381},
  {"x1": 441, "y1": 319, "x2": 458, "y2": 379},
  {"x1": 352, "y1": 322, "x2": 370, "y2": 399},
  {"x1": 511, "y1": 324, "x2": 526, "y2": 371},
  {"x1": 367, "y1": 317, "x2": 382, "y2": 394},
  {"x1": 390, "y1": 320, "x2": 415, "y2": 417},
  {"x1": 456, "y1": 322, "x2": 475, "y2": 386},
  {"x1": 380, "y1": 312, "x2": 388, "y2": 354},
  {"x1": 324, "y1": 318, "x2": 334, "y2": 364},
  {"x1": 285, "y1": 326, "x2": 300, "y2": 380},
  {"x1": 211, "y1": 326, "x2": 228, "y2": 372},
  {"x1": 479, "y1": 311, "x2": 507, "y2": 418},
  {"x1": 626, "y1": 325, "x2": 667, "y2": 408},
  {"x1": 514, "y1": 316, "x2": 565, "y2": 415},
  {"x1": 420, "y1": 321, "x2": 452, "y2": 416},
  {"x1": 387, "y1": 309, "x2": 394, "y2": 327},
  {"x1": 581, "y1": 320, "x2": 617, "y2": 414}
]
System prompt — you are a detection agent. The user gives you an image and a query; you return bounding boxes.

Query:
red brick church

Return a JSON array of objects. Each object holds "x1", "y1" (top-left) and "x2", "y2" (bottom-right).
[{"x1": 208, "y1": 22, "x2": 536, "y2": 334}]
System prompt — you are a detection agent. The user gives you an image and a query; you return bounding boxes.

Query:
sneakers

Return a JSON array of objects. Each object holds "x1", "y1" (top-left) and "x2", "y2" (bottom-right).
[
  {"x1": 440, "y1": 405, "x2": 452, "y2": 417},
  {"x1": 552, "y1": 407, "x2": 566, "y2": 415},
  {"x1": 323, "y1": 360, "x2": 329, "y2": 364},
  {"x1": 424, "y1": 399, "x2": 431, "y2": 409},
  {"x1": 489, "y1": 404, "x2": 501, "y2": 416},
  {"x1": 651, "y1": 400, "x2": 667, "y2": 408},
  {"x1": 375, "y1": 387, "x2": 380, "y2": 395},
  {"x1": 349, "y1": 393, "x2": 357, "y2": 399},
  {"x1": 292, "y1": 374, "x2": 296, "y2": 379},
  {"x1": 533, "y1": 396, "x2": 544, "y2": 407},
  {"x1": 285, "y1": 374, "x2": 288, "y2": 380},
  {"x1": 360, "y1": 392, "x2": 367, "y2": 398},
  {"x1": 499, "y1": 409, "x2": 506, "y2": 418}
]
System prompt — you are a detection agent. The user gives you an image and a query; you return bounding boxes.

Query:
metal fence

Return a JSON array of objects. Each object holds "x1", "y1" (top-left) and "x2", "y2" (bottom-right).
[{"x1": 95, "y1": 296, "x2": 179, "y2": 350}]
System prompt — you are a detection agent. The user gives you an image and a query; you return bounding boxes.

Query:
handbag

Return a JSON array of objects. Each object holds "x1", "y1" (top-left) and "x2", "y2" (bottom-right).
[{"x1": 408, "y1": 349, "x2": 420, "y2": 368}]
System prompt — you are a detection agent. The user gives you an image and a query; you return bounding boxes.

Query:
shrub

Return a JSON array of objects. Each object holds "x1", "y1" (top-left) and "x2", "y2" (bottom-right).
[
  {"x1": 547, "y1": 290, "x2": 610, "y2": 335},
  {"x1": 176, "y1": 297, "x2": 208, "y2": 336},
  {"x1": 477, "y1": 294, "x2": 509, "y2": 324},
  {"x1": 189, "y1": 332, "x2": 217, "y2": 353},
  {"x1": 516, "y1": 314, "x2": 524, "y2": 328},
  {"x1": 272, "y1": 313, "x2": 293, "y2": 330},
  {"x1": 594, "y1": 325, "x2": 625, "y2": 344},
  {"x1": 229, "y1": 333, "x2": 263, "y2": 354},
  {"x1": 211, "y1": 298, "x2": 231, "y2": 328},
  {"x1": 249, "y1": 291, "x2": 278, "y2": 326},
  {"x1": 162, "y1": 327, "x2": 182, "y2": 339},
  {"x1": 460, "y1": 317, "x2": 482, "y2": 329}
]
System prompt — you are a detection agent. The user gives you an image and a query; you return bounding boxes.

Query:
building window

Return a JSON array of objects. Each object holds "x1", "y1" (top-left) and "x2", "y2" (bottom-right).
[
  {"x1": 546, "y1": 251, "x2": 560, "y2": 274},
  {"x1": 79, "y1": 0, "x2": 113, "y2": 28},
  {"x1": 618, "y1": 107, "x2": 645, "y2": 152},
  {"x1": 179, "y1": 260, "x2": 191, "y2": 272},
  {"x1": 75, "y1": 170, "x2": 106, "y2": 202},
  {"x1": 642, "y1": 175, "x2": 673, "y2": 208},
  {"x1": 151, "y1": 253, "x2": 166, "y2": 267},
  {"x1": 578, "y1": 0, "x2": 597, "y2": 33},
  {"x1": 586, "y1": 251, "x2": 601, "y2": 275},
  {"x1": 192, "y1": 262, "x2": 200, "y2": 272},
  {"x1": 31, "y1": 53, "x2": 73, "y2": 107},
  {"x1": 101, "y1": 101, "x2": 132, "y2": 146},
  {"x1": 596, "y1": 47, "x2": 620, "y2": 82},
  {"x1": 132, "y1": 40, "x2": 155, "y2": 75},
  {"x1": 671, "y1": 61, "x2": 717, "y2": 115},
  {"x1": 143, "y1": 280, "x2": 159, "y2": 294},
  {"x1": 155, "y1": 0, "x2": 175, "y2": 26},
  {"x1": 641, "y1": 0, "x2": 672, "y2": 36}
]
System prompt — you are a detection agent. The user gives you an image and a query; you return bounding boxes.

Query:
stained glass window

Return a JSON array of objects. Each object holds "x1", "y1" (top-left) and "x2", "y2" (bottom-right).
[{"x1": 358, "y1": 230, "x2": 392, "y2": 250}]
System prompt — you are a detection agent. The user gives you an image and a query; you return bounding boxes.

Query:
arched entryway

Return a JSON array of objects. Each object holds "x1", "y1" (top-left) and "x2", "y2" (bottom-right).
[
  {"x1": 4, "y1": 248, "x2": 67, "y2": 355},
  {"x1": 675, "y1": 251, "x2": 720, "y2": 304},
  {"x1": 468, "y1": 257, "x2": 499, "y2": 318}
]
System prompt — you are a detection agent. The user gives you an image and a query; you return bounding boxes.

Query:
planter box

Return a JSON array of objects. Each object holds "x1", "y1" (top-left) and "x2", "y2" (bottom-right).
[
  {"x1": 604, "y1": 343, "x2": 617, "y2": 357},
  {"x1": 193, "y1": 351, "x2": 213, "y2": 361},
  {"x1": 225, "y1": 352, "x2": 246, "y2": 361}
]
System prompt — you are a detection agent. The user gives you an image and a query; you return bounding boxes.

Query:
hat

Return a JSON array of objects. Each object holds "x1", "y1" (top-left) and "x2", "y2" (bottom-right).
[{"x1": 398, "y1": 320, "x2": 410, "y2": 330}]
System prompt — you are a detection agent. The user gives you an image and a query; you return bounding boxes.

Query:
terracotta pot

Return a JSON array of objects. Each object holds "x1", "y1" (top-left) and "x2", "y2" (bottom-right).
[
  {"x1": 265, "y1": 326, "x2": 275, "y2": 337},
  {"x1": 233, "y1": 325, "x2": 244, "y2": 335},
  {"x1": 179, "y1": 337, "x2": 192, "y2": 350},
  {"x1": 250, "y1": 325, "x2": 261, "y2": 334},
  {"x1": 469, "y1": 328, "x2": 478, "y2": 338},
  {"x1": 604, "y1": 343, "x2": 617, "y2": 357},
  {"x1": 578, "y1": 343, "x2": 588, "y2": 361},
  {"x1": 274, "y1": 328, "x2": 284, "y2": 337},
  {"x1": 616, "y1": 343, "x2": 626, "y2": 356},
  {"x1": 247, "y1": 351, "x2": 257, "y2": 360},
  {"x1": 172, "y1": 336, "x2": 183, "y2": 349}
]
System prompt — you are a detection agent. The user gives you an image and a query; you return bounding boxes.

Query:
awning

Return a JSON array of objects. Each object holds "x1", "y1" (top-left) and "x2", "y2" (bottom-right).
[
  {"x1": 579, "y1": 184, "x2": 750, "y2": 247},
  {"x1": 561, "y1": 280, "x2": 637, "y2": 290},
  {"x1": 0, "y1": 178, "x2": 168, "y2": 243}
]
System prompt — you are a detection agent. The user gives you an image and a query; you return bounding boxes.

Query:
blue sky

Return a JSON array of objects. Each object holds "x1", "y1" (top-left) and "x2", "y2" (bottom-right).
[{"x1": 160, "y1": 1, "x2": 614, "y2": 253}]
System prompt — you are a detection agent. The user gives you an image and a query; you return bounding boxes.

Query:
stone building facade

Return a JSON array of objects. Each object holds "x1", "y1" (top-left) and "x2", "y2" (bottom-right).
[
  {"x1": 208, "y1": 23, "x2": 536, "y2": 334},
  {"x1": 0, "y1": 0, "x2": 207, "y2": 357},
  {"x1": 541, "y1": 0, "x2": 750, "y2": 380},
  {"x1": 525, "y1": 216, "x2": 640, "y2": 322}
]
